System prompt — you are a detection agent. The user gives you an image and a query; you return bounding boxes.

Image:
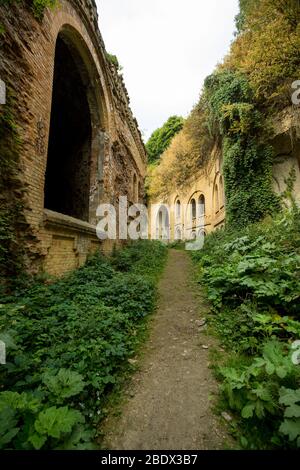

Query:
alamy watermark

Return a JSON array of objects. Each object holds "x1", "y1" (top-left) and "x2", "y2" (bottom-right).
[
  {"x1": 291, "y1": 340, "x2": 300, "y2": 366},
  {"x1": 95, "y1": 197, "x2": 206, "y2": 251},
  {"x1": 292, "y1": 80, "x2": 300, "y2": 105},
  {"x1": 0, "y1": 341, "x2": 6, "y2": 365},
  {"x1": 0, "y1": 79, "x2": 6, "y2": 105}
]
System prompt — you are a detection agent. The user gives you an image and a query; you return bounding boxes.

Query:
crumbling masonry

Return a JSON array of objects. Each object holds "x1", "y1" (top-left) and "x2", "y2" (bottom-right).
[{"x1": 0, "y1": 0, "x2": 146, "y2": 276}]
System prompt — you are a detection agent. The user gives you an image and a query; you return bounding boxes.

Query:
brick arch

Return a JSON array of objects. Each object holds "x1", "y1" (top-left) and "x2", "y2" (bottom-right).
[
  {"x1": 186, "y1": 191, "x2": 202, "y2": 221},
  {"x1": 56, "y1": 23, "x2": 108, "y2": 129},
  {"x1": 212, "y1": 172, "x2": 224, "y2": 214},
  {"x1": 45, "y1": 23, "x2": 109, "y2": 223},
  {"x1": 47, "y1": 2, "x2": 112, "y2": 132}
]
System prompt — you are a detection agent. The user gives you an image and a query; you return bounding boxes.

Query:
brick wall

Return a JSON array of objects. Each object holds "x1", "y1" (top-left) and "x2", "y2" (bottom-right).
[{"x1": 0, "y1": 1, "x2": 147, "y2": 276}]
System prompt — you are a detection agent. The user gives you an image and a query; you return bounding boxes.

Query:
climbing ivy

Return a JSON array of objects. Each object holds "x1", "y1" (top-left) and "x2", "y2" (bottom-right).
[
  {"x1": 0, "y1": 89, "x2": 27, "y2": 294},
  {"x1": 204, "y1": 71, "x2": 280, "y2": 228}
]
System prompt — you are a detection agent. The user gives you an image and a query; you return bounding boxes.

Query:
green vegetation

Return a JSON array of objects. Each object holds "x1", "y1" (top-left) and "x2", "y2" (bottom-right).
[
  {"x1": 31, "y1": 0, "x2": 56, "y2": 19},
  {"x1": 105, "y1": 53, "x2": 123, "y2": 73},
  {"x1": 204, "y1": 70, "x2": 280, "y2": 227},
  {"x1": 148, "y1": 0, "x2": 300, "y2": 228},
  {"x1": 0, "y1": 241, "x2": 167, "y2": 449},
  {"x1": 146, "y1": 115, "x2": 184, "y2": 165},
  {"x1": 192, "y1": 209, "x2": 300, "y2": 449},
  {"x1": 0, "y1": 89, "x2": 27, "y2": 295},
  {"x1": 0, "y1": 0, "x2": 56, "y2": 19}
]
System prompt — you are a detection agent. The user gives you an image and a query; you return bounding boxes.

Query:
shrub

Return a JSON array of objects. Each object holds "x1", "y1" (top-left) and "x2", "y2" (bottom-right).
[
  {"x1": 192, "y1": 209, "x2": 300, "y2": 448},
  {"x1": 0, "y1": 241, "x2": 167, "y2": 449}
]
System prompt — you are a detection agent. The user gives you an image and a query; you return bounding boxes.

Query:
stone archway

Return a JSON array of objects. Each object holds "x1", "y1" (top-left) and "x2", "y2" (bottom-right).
[
  {"x1": 45, "y1": 34, "x2": 91, "y2": 221},
  {"x1": 44, "y1": 26, "x2": 107, "y2": 224}
]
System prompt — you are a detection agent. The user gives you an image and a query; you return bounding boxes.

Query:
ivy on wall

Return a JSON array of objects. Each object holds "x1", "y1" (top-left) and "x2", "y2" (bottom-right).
[
  {"x1": 204, "y1": 71, "x2": 281, "y2": 228},
  {"x1": 0, "y1": 0, "x2": 57, "y2": 291},
  {"x1": 0, "y1": 90, "x2": 27, "y2": 293}
]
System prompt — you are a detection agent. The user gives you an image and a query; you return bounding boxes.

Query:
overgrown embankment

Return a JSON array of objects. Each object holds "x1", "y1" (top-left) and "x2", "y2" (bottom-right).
[
  {"x1": 192, "y1": 209, "x2": 300, "y2": 449},
  {"x1": 0, "y1": 241, "x2": 167, "y2": 450}
]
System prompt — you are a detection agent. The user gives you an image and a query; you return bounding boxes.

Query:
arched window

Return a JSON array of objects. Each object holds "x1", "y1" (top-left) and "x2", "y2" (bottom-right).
[
  {"x1": 191, "y1": 198, "x2": 197, "y2": 219},
  {"x1": 176, "y1": 200, "x2": 181, "y2": 219},
  {"x1": 175, "y1": 227, "x2": 182, "y2": 240},
  {"x1": 198, "y1": 194, "x2": 205, "y2": 217},
  {"x1": 45, "y1": 33, "x2": 93, "y2": 221},
  {"x1": 214, "y1": 185, "x2": 219, "y2": 213},
  {"x1": 219, "y1": 176, "x2": 224, "y2": 207},
  {"x1": 156, "y1": 206, "x2": 170, "y2": 241}
]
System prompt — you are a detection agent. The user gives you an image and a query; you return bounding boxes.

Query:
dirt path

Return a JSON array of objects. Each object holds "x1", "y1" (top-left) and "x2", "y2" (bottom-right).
[{"x1": 101, "y1": 249, "x2": 231, "y2": 450}]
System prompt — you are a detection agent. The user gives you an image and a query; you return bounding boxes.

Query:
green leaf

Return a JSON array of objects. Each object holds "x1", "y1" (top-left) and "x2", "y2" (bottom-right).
[
  {"x1": 279, "y1": 418, "x2": 300, "y2": 442},
  {"x1": 279, "y1": 388, "x2": 300, "y2": 407},
  {"x1": 265, "y1": 362, "x2": 275, "y2": 375},
  {"x1": 34, "y1": 406, "x2": 84, "y2": 439},
  {"x1": 276, "y1": 366, "x2": 288, "y2": 379},
  {"x1": 28, "y1": 433, "x2": 47, "y2": 450},
  {"x1": 42, "y1": 369, "x2": 85, "y2": 401},
  {"x1": 0, "y1": 391, "x2": 41, "y2": 413},
  {"x1": 285, "y1": 404, "x2": 300, "y2": 419},
  {"x1": 0, "y1": 407, "x2": 19, "y2": 448},
  {"x1": 241, "y1": 403, "x2": 255, "y2": 419}
]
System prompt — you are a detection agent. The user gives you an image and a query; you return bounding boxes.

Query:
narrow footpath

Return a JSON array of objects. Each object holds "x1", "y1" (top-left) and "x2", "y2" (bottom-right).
[{"x1": 102, "y1": 249, "x2": 232, "y2": 450}]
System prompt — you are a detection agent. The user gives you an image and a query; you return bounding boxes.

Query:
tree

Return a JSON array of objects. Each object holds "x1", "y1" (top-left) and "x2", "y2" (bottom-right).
[{"x1": 146, "y1": 116, "x2": 184, "y2": 164}]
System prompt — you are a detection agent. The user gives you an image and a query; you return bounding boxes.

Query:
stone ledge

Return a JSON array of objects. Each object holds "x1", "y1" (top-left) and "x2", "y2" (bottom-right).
[{"x1": 43, "y1": 209, "x2": 98, "y2": 237}]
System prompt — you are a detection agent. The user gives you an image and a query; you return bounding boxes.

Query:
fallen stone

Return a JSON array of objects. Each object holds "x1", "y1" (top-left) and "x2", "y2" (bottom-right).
[
  {"x1": 202, "y1": 345, "x2": 209, "y2": 350},
  {"x1": 195, "y1": 319, "x2": 206, "y2": 327}
]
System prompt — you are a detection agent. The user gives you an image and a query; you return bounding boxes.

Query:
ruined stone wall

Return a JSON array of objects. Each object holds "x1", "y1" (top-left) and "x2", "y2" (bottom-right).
[
  {"x1": 150, "y1": 107, "x2": 300, "y2": 242},
  {"x1": 0, "y1": 0, "x2": 147, "y2": 276},
  {"x1": 149, "y1": 147, "x2": 226, "y2": 242}
]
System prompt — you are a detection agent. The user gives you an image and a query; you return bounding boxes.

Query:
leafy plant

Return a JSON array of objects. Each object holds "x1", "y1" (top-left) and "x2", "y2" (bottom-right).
[
  {"x1": 279, "y1": 387, "x2": 300, "y2": 446},
  {"x1": 42, "y1": 369, "x2": 85, "y2": 403},
  {"x1": 0, "y1": 241, "x2": 167, "y2": 449},
  {"x1": 192, "y1": 209, "x2": 300, "y2": 448}
]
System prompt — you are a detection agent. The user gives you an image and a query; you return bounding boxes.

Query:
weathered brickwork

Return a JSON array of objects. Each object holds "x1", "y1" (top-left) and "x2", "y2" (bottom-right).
[
  {"x1": 149, "y1": 147, "x2": 226, "y2": 242},
  {"x1": 0, "y1": 0, "x2": 147, "y2": 276},
  {"x1": 151, "y1": 111, "x2": 300, "y2": 241}
]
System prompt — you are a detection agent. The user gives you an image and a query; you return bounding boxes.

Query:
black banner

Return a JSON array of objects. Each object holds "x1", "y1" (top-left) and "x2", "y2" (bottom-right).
[{"x1": 0, "y1": 450, "x2": 295, "y2": 468}]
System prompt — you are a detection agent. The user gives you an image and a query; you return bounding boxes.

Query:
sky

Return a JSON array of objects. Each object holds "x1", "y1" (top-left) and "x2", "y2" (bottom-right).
[{"x1": 97, "y1": 0, "x2": 239, "y2": 141}]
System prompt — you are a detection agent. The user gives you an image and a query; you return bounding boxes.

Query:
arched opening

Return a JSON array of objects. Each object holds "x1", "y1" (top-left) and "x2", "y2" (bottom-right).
[
  {"x1": 45, "y1": 34, "x2": 93, "y2": 221},
  {"x1": 191, "y1": 198, "x2": 197, "y2": 220},
  {"x1": 176, "y1": 199, "x2": 181, "y2": 219},
  {"x1": 219, "y1": 176, "x2": 224, "y2": 207},
  {"x1": 214, "y1": 184, "x2": 219, "y2": 214},
  {"x1": 198, "y1": 194, "x2": 205, "y2": 217}
]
